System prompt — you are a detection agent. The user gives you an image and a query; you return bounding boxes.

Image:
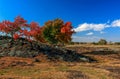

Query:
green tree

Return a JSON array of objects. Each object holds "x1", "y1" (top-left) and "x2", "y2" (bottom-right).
[
  {"x1": 98, "y1": 39, "x2": 107, "y2": 45},
  {"x1": 42, "y1": 19, "x2": 74, "y2": 44},
  {"x1": 42, "y1": 19, "x2": 64, "y2": 44}
]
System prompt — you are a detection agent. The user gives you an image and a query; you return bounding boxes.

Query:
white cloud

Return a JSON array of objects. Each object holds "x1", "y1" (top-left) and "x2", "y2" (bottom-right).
[
  {"x1": 72, "y1": 19, "x2": 120, "y2": 42},
  {"x1": 111, "y1": 19, "x2": 120, "y2": 27},
  {"x1": 86, "y1": 32, "x2": 93, "y2": 35},
  {"x1": 73, "y1": 19, "x2": 120, "y2": 33},
  {"x1": 74, "y1": 23, "x2": 108, "y2": 32}
]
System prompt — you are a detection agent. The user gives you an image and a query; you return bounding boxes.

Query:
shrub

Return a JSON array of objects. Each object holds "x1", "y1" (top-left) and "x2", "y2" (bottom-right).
[{"x1": 98, "y1": 39, "x2": 107, "y2": 45}]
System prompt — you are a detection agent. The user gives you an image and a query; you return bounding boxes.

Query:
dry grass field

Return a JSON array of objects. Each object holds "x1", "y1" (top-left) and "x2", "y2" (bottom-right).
[{"x1": 0, "y1": 45, "x2": 120, "y2": 79}]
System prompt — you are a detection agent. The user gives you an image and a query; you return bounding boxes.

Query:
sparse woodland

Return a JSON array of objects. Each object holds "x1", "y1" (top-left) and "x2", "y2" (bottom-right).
[
  {"x1": 0, "y1": 16, "x2": 74, "y2": 44},
  {"x1": 0, "y1": 16, "x2": 120, "y2": 79}
]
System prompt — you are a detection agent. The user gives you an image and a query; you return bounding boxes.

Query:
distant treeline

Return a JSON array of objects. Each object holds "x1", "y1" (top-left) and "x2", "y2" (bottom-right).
[{"x1": 71, "y1": 39, "x2": 120, "y2": 45}]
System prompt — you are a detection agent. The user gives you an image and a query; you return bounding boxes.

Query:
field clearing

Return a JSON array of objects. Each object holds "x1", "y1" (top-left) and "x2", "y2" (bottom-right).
[
  {"x1": 66, "y1": 44, "x2": 120, "y2": 49},
  {"x1": 0, "y1": 45, "x2": 120, "y2": 79}
]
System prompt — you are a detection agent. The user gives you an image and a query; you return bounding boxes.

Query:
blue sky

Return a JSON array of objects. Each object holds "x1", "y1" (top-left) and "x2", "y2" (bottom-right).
[{"x1": 0, "y1": 0, "x2": 120, "y2": 42}]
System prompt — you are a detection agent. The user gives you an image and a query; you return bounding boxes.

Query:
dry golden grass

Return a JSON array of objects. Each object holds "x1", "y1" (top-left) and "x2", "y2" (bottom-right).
[{"x1": 0, "y1": 45, "x2": 120, "y2": 79}]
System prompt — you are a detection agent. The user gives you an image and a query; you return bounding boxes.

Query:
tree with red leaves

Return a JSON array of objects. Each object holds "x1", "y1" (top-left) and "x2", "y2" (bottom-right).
[
  {"x1": 0, "y1": 16, "x2": 27, "y2": 39},
  {"x1": 0, "y1": 16, "x2": 74, "y2": 44},
  {"x1": 17, "y1": 22, "x2": 45, "y2": 42},
  {"x1": 0, "y1": 21, "x2": 12, "y2": 34}
]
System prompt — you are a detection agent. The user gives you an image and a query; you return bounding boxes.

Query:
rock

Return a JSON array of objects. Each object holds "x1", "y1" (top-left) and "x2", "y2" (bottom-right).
[
  {"x1": 80, "y1": 57, "x2": 89, "y2": 62},
  {"x1": 0, "y1": 36, "x2": 96, "y2": 62}
]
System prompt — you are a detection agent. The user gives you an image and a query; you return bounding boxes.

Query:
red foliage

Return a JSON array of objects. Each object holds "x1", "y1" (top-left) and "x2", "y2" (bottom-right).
[
  {"x1": 30, "y1": 30, "x2": 37, "y2": 36},
  {"x1": 13, "y1": 33, "x2": 20, "y2": 40},
  {"x1": 14, "y1": 16, "x2": 27, "y2": 26},
  {"x1": 0, "y1": 21, "x2": 12, "y2": 33},
  {"x1": 0, "y1": 16, "x2": 74, "y2": 44},
  {"x1": 28, "y1": 22, "x2": 45, "y2": 42},
  {"x1": 30, "y1": 22, "x2": 39, "y2": 30},
  {"x1": 61, "y1": 22, "x2": 73, "y2": 34},
  {"x1": 0, "y1": 16, "x2": 28, "y2": 36},
  {"x1": 19, "y1": 30, "x2": 23, "y2": 33},
  {"x1": 58, "y1": 22, "x2": 74, "y2": 43}
]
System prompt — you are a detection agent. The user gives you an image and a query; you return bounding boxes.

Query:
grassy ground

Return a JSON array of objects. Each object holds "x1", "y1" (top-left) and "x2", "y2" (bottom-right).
[{"x1": 0, "y1": 45, "x2": 120, "y2": 79}]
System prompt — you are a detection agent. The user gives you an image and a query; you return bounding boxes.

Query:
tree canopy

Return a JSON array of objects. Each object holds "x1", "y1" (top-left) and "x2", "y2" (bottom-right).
[{"x1": 0, "y1": 16, "x2": 74, "y2": 44}]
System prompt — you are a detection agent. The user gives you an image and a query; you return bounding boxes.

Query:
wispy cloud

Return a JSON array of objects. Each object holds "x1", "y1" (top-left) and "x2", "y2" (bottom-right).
[
  {"x1": 74, "y1": 23, "x2": 108, "y2": 32},
  {"x1": 73, "y1": 19, "x2": 120, "y2": 32},
  {"x1": 100, "y1": 31, "x2": 105, "y2": 34},
  {"x1": 72, "y1": 36, "x2": 101, "y2": 42},
  {"x1": 72, "y1": 35, "x2": 120, "y2": 42},
  {"x1": 72, "y1": 19, "x2": 120, "y2": 42},
  {"x1": 86, "y1": 32, "x2": 93, "y2": 35},
  {"x1": 111, "y1": 19, "x2": 120, "y2": 27}
]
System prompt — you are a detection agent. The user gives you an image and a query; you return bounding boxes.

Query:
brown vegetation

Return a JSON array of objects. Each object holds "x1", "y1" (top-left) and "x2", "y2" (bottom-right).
[{"x1": 0, "y1": 45, "x2": 120, "y2": 79}]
